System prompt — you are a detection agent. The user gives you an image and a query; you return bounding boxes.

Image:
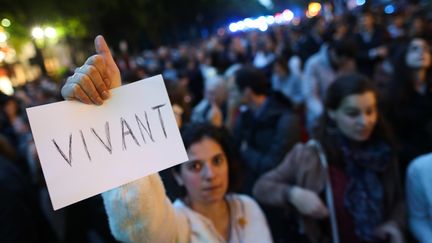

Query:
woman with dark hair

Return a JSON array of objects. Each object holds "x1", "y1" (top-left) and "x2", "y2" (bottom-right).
[
  {"x1": 253, "y1": 73, "x2": 405, "y2": 243},
  {"x1": 386, "y1": 37, "x2": 432, "y2": 171},
  {"x1": 61, "y1": 36, "x2": 272, "y2": 243}
]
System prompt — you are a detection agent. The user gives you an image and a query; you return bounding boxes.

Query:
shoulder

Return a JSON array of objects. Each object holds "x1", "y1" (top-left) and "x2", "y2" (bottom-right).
[
  {"x1": 407, "y1": 153, "x2": 432, "y2": 178},
  {"x1": 231, "y1": 193, "x2": 259, "y2": 207},
  {"x1": 227, "y1": 194, "x2": 266, "y2": 221}
]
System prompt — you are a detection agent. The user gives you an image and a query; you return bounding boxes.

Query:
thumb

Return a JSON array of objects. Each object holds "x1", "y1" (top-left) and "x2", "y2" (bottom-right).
[
  {"x1": 94, "y1": 35, "x2": 115, "y2": 65},
  {"x1": 94, "y1": 35, "x2": 121, "y2": 88}
]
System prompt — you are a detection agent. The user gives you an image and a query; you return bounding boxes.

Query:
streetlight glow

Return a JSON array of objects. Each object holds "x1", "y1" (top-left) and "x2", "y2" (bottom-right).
[
  {"x1": 44, "y1": 27, "x2": 57, "y2": 38},
  {"x1": 32, "y1": 27, "x2": 44, "y2": 39},
  {"x1": 0, "y1": 32, "x2": 7, "y2": 43},
  {"x1": 1, "y1": 18, "x2": 11, "y2": 27},
  {"x1": 308, "y1": 2, "x2": 322, "y2": 17}
]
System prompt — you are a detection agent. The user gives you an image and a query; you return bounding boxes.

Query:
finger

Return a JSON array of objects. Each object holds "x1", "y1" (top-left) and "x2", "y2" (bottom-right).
[
  {"x1": 84, "y1": 54, "x2": 108, "y2": 84},
  {"x1": 61, "y1": 74, "x2": 80, "y2": 100},
  {"x1": 73, "y1": 72, "x2": 104, "y2": 105},
  {"x1": 77, "y1": 63, "x2": 110, "y2": 100},
  {"x1": 85, "y1": 55, "x2": 111, "y2": 90},
  {"x1": 73, "y1": 84, "x2": 92, "y2": 104}
]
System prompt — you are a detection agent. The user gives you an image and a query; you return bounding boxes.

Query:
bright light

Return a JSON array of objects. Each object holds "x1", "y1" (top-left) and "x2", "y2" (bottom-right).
[
  {"x1": 244, "y1": 18, "x2": 254, "y2": 29},
  {"x1": 1, "y1": 18, "x2": 11, "y2": 27},
  {"x1": 384, "y1": 5, "x2": 395, "y2": 14},
  {"x1": 0, "y1": 76, "x2": 14, "y2": 95},
  {"x1": 0, "y1": 32, "x2": 7, "y2": 43},
  {"x1": 258, "y1": 0, "x2": 274, "y2": 10},
  {"x1": 266, "y1": 15, "x2": 275, "y2": 25},
  {"x1": 32, "y1": 27, "x2": 44, "y2": 39},
  {"x1": 0, "y1": 51, "x2": 5, "y2": 62},
  {"x1": 257, "y1": 16, "x2": 267, "y2": 24},
  {"x1": 229, "y1": 23, "x2": 238, "y2": 32},
  {"x1": 356, "y1": 0, "x2": 366, "y2": 6},
  {"x1": 44, "y1": 27, "x2": 57, "y2": 38},
  {"x1": 282, "y1": 9, "x2": 294, "y2": 22},
  {"x1": 308, "y1": 2, "x2": 322, "y2": 15},
  {"x1": 236, "y1": 21, "x2": 245, "y2": 31},
  {"x1": 275, "y1": 13, "x2": 283, "y2": 24},
  {"x1": 259, "y1": 24, "x2": 268, "y2": 32},
  {"x1": 256, "y1": 16, "x2": 268, "y2": 31}
]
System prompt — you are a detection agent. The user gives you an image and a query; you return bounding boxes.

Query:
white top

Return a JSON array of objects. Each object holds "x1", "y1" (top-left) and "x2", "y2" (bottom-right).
[
  {"x1": 102, "y1": 174, "x2": 273, "y2": 243},
  {"x1": 406, "y1": 153, "x2": 432, "y2": 243}
]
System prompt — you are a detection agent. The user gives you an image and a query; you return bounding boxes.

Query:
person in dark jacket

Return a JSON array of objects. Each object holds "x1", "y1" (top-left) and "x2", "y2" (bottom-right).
[
  {"x1": 232, "y1": 66, "x2": 301, "y2": 194},
  {"x1": 355, "y1": 10, "x2": 389, "y2": 78},
  {"x1": 232, "y1": 66, "x2": 301, "y2": 242},
  {"x1": 385, "y1": 37, "x2": 432, "y2": 177},
  {"x1": 0, "y1": 135, "x2": 58, "y2": 243}
]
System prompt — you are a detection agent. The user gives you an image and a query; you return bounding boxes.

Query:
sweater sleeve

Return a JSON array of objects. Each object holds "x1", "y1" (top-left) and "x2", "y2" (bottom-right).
[
  {"x1": 101, "y1": 174, "x2": 189, "y2": 243},
  {"x1": 406, "y1": 160, "x2": 432, "y2": 243},
  {"x1": 253, "y1": 143, "x2": 307, "y2": 208}
]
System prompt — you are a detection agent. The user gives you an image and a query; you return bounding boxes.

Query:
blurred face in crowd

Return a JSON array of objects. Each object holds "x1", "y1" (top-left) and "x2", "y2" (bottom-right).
[
  {"x1": 315, "y1": 18, "x2": 326, "y2": 35},
  {"x1": 360, "y1": 13, "x2": 374, "y2": 31},
  {"x1": 3, "y1": 99, "x2": 19, "y2": 119},
  {"x1": 406, "y1": 38, "x2": 431, "y2": 69},
  {"x1": 206, "y1": 84, "x2": 227, "y2": 106},
  {"x1": 175, "y1": 137, "x2": 229, "y2": 205},
  {"x1": 329, "y1": 91, "x2": 378, "y2": 142}
]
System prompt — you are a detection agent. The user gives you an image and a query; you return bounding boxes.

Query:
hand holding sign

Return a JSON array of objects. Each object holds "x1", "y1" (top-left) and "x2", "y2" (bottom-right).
[
  {"x1": 27, "y1": 36, "x2": 187, "y2": 210},
  {"x1": 61, "y1": 35, "x2": 121, "y2": 105}
]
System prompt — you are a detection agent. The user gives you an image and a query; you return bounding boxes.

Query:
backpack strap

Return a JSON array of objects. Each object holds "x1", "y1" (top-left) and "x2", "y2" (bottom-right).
[{"x1": 307, "y1": 139, "x2": 340, "y2": 243}]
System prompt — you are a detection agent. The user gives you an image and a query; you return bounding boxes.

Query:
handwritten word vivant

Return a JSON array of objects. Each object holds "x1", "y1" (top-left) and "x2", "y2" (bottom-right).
[{"x1": 52, "y1": 104, "x2": 168, "y2": 167}]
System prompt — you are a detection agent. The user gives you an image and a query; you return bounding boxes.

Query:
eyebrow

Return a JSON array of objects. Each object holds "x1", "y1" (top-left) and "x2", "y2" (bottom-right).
[{"x1": 187, "y1": 152, "x2": 224, "y2": 163}]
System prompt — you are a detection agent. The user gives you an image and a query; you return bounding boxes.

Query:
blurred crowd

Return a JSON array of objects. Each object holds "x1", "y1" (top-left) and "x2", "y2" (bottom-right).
[{"x1": 1, "y1": 3, "x2": 432, "y2": 243}]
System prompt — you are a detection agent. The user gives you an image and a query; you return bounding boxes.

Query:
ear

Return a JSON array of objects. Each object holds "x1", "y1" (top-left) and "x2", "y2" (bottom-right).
[
  {"x1": 328, "y1": 110, "x2": 337, "y2": 121},
  {"x1": 173, "y1": 170, "x2": 184, "y2": 186}
]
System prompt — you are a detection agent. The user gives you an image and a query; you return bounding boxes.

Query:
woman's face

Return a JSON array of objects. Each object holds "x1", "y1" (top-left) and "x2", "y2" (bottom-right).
[
  {"x1": 406, "y1": 39, "x2": 431, "y2": 69},
  {"x1": 176, "y1": 137, "x2": 229, "y2": 205},
  {"x1": 329, "y1": 91, "x2": 378, "y2": 142}
]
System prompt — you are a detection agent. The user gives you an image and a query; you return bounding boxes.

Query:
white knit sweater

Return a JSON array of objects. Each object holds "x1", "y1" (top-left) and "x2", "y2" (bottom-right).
[{"x1": 102, "y1": 174, "x2": 273, "y2": 243}]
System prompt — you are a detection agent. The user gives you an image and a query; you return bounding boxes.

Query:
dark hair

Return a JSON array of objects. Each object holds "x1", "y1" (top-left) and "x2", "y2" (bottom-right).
[
  {"x1": 273, "y1": 55, "x2": 290, "y2": 75},
  {"x1": 390, "y1": 38, "x2": 432, "y2": 104},
  {"x1": 173, "y1": 123, "x2": 242, "y2": 195},
  {"x1": 324, "y1": 73, "x2": 376, "y2": 111},
  {"x1": 234, "y1": 65, "x2": 270, "y2": 95},
  {"x1": 315, "y1": 73, "x2": 395, "y2": 165},
  {"x1": 328, "y1": 38, "x2": 357, "y2": 59}
]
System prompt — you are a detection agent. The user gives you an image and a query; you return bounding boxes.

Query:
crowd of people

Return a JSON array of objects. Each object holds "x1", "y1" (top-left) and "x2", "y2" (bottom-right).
[{"x1": 1, "y1": 3, "x2": 432, "y2": 243}]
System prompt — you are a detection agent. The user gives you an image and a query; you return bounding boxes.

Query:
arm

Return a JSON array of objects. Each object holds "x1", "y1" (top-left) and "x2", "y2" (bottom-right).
[
  {"x1": 62, "y1": 36, "x2": 189, "y2": 243},
  {"x1": 242, "y1": 113, "x2": 301, "y2": 173},
  {"x1": 253, "y1": 143, "x2": 328, "y2": 218},
  {"x1": 102, "y1": 174, "x2": 188, "y2": 243},
  {"x1": 406, "y1": 162, "x2": 432, "y2": 243}
]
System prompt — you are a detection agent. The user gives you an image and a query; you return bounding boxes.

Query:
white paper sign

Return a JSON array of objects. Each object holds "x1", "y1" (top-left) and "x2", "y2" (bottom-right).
[{"x1": 27, "y1": 75, "x2": 188, "y2": 210}]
